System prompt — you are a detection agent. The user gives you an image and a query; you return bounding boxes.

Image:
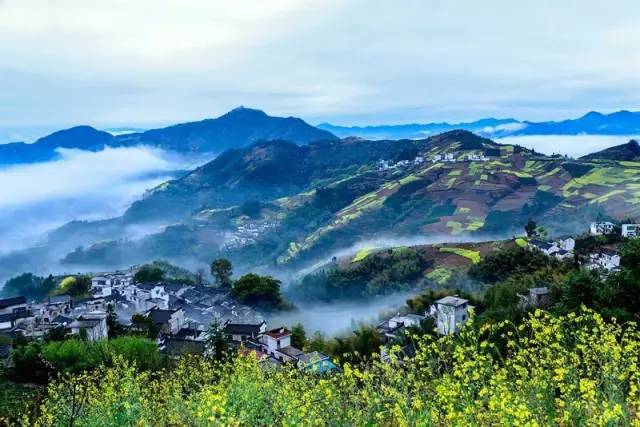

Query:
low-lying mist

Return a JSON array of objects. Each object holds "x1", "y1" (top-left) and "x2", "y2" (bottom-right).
[
  {"x1": 0, "y1": 146, "x2": 210, "y2": 255},
  {"x1": 267, "y1": 290, "x2": 417, "y2": 337}
]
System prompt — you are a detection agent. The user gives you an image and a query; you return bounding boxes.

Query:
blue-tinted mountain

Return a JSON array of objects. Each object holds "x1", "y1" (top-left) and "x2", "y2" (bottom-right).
[
  {"x1": 319, "y1": 110, "x2": 640, "y2": 140},
  {"x1": 516, "y1": 110, "x2": 640, "y2": 136},
  {"x1": 318, "y1": 118, "x2": 520, "y2": 140},
  {"x1": 0, "y1": 107, "x2": 337, "y2": 165}
]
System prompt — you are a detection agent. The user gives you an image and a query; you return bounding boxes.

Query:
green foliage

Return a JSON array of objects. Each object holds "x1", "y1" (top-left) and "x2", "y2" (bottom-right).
[
  {"x1": 130, "y1": 314, "x2": 160, "y2": 339},
  {"x1": 290, "y1": 323, "x2": 306, "y2": 349},
  {"x1": 293, "y1": 247, "x2": 429, "y2": 301},
  {"x1": 439, "y1": 247, "x2": 481, "y2": 263},
  {"x1": 231, "y1": 273, "x2": 286, "y2": 310},
  {"x1": 52, "y1": 275, "x2": 90, "y2": 297},
  {"x1": 205, "y1": 319, "x2": 230, "y2": 360},
  {"x1": 469, "y1": 246, "x2": 563, "y2": 284},
  {"x1": 1, "y1": 273, "x2": 56, "y2": 301},
  {"x1": 11, "y1": 336, "x2": 161, "y2": 384},
  {"x1": 26, "y1": 309, "x2": 640, "y2": 425},
  {"x1": 210, "y1": 258, "x2": 233, "y2": 288},
  {"x1": 133, "y1": 264, "x2": 165, "y2": 283}
]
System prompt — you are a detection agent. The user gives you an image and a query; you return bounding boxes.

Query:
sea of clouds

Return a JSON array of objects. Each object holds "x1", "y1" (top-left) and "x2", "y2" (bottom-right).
[{"x1": 0, "y1": 146, "x2": 202, "y2": 254}]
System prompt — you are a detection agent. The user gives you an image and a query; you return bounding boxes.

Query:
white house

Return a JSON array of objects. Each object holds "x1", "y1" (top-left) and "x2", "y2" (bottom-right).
[
  {"x1": 223, "y1": 320, "x2": 267, "y2": 343},
  {"x1": 146, "y1": 307, "x2": 185, "y2": 335},
  {"x1": 68, "y1": 311, "x2": 108, "y2": 341},
  {"x1": 559, "y1": 238, "x2": 576, "y2": 252},
  {"x1": 588, "y1": 249, "x2": 621, "y2": 271},
  {"x1": 590, "y1": 222, "x2": 615, "y2": 236},
  {"x1": 518, "y1": 287, "x2": 552, "y2": 309},
  {"x1": 622, "y1": 224, "x2": 640, "y2": 238},
  {"x1": 528, "y1": 239, "x2": 559, "y2": 256},
  {"x1": 554, "y1": 249, "x2": 573, "y2": 260},
  {"x1": 430, "y1": 296, "x2": 469, "y2": 335}
]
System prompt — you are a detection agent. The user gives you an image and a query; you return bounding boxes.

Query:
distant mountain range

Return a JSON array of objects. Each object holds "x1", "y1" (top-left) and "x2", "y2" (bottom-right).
[
  {"x1": 5, "y1": 129, "x2": 640, "y2": 281},
  {"x1": 0, "y1": 107, "x2": 337, "y2": 165},
  {"x1": 318, "y1": 110, "x2": 640, "y2": 140}
]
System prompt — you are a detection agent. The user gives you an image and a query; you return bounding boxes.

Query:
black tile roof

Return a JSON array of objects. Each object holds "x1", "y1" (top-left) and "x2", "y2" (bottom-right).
[
  {"x1": 0, "y1": 296, "x2": 26, "y2": 309},
  {"x1": 224, "y1": 322, "x2": 264, "y2": 336}
]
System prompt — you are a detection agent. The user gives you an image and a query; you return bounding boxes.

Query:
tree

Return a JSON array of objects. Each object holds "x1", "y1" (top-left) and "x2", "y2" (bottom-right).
[
  {"x1": 106, "y1": 304, "x2": 125, "y2": 338},
  {"x1": 525, "y1": 218, "x2": 537, "y2": 237},
  {"x1": 52, "y1": 275, "x2": 90, "y2": 297},
  {"x1": 291, "y1": 323, "x2": 306, "y2": 349},
  {"x1": 134, "y1": 265, "x2": 165, "y2": 283},
  {"x1": 210, "y1": 259, "x2": 233, "y2": 288},
  {"x1": 2, "y1": 273, "x2": 57, "y2": 301},
  {"x1": 231, "y1": 273, "x2": 284, "y2": 309},
  {"x1": 131, "y1": 314, "x2": 159, "y2": 339},
  {"x1": 205, "y1": 319, "x2": 229, "y2": 360},
  {"x1": 194, "y1": 268, "x2": 206, "y2": 286}
]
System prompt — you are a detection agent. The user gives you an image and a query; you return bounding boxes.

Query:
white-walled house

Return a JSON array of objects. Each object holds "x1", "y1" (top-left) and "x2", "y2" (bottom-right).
[
  {"x1": 622, "y1": 224, "x2": 640, "y2": 238},
  {"x1": 429, "y1": 296, "x2": 469, "y2": 335},
  {"x1": 587, "y1": 249, "x2": 621, "y2": 271},
  {"x1": 590, "y1": 222, "x2": 615, "y2": 236},
  {"x1": 68, "y1": 311, "x2": 108, "y2": 341},
  {"x1": 559, "y1": 238, "x2": 576, "y2": 252},
  {"x1": 528, "y1": 239, "x2": 559, "y2": 256},
  {"x1": 146, "y1": 307, "x2": 185, "y2": 336}
]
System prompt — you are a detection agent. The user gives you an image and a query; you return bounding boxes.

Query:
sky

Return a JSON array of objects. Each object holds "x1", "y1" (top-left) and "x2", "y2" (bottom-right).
[{"x1": 0, "y1": 0, "x2": 639, "y2": 137}]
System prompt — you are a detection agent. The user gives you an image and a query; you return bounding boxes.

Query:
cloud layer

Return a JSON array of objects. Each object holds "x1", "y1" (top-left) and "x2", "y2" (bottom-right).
[
  {"x1": 0, "y1": 146, "x2": 192, "y2": 253},
  {"x1": 0, "y1": 1, "x2": 638, "y2": 130}
]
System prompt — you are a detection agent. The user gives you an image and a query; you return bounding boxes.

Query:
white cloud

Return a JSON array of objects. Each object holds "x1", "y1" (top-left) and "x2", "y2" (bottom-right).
[
  {"x1": 497, "y1": 134, "x2": 640, "y2": 157},
  {"x1": 482, "y1": 123, "x2": 528, "y2": 134},
  {"x1": 0, "y1": 146, "x2": 196, "y2": 253},
  {"x1": 0, "y1": 1, "x2": 639, "y2": 128}
]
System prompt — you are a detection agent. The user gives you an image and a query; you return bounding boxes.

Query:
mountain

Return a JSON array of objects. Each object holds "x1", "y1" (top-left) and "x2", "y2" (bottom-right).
[
  {"x1": 0, "y1": 126, "x2": 115, "y2": 164},
  {"x1": 580, "y1": 139, "x2": 640, "y2": 161},
  {"x1": 318, "y1": 118, "x2": 521, "y2": 140},
  {"x1": 517, "y1": 110, "x2": 640, "y2": 136},
  {"x1": 4, "y1": 129, "x2": 640, "y2": 280},
  {"x1": 318, "y1": 110, "x2": 640, "y2": 140},
  {"x1": 0, "y1": 107, "x2": 337, "y2": 165}
]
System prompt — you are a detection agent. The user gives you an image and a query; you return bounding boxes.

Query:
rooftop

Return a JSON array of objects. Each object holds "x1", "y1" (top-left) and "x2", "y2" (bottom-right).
[
  {"x1": 0, "y1": 296, "x2": 27, "y2": 309},
  {"x1": 224, "y1": 321, "x2": 265, "y2": 336},
  {"x1": 278, "y1": 346, "x2": 305, "y2": 359},
  {"x1": 147, "y1": 308, "x2": 180, "y2": 324},
  {"x1": 435, "y1": 296, "x2": 468, "y2": 307},
  {"x1": 529, "y1": 287, "x2": 549, "y2": 295},
  {"x1": 266, "y1": 327, "x2": 291, "y2": 339}
]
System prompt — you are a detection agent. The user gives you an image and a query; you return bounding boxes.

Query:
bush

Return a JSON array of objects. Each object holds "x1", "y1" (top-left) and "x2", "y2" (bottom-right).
[{"x1": 27, "y1": 309, "x2": 640, "y2": 425}]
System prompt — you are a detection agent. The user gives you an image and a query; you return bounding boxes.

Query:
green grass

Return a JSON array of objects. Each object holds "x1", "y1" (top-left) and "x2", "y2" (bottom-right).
[
  {"x1": 425, "y1": 267, "x2": 453, "y2": 285},
  {"x1": 515, "y1": 238, "x2": 528, "y2": 248},
  {"x1": 352, "y1": 247, "x2": 376, "y2": 263},
  {"x1": 439, "y1": 247, "x2": 481, "y2": 263}
]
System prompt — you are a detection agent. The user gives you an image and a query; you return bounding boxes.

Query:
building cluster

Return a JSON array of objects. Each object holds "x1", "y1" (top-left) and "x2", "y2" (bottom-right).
[
  {"x1": 528, "y1": 237, "x2": 575, "y2": 260},
  {"x1": 377, "y1": 156, "x2": 425, "y2": 171},
  {"x1": 223, "y1": 321, "x2": 339, "y2": 373},
  {"x1": 222, "y1": 220, "x2": 280, "y2": 250},
  {"x1": 0, "y1": 294, "x2": 108, "y2": 341},
  {"x1": 0, "y1": 269, "x2": 261, "y2": 362}
]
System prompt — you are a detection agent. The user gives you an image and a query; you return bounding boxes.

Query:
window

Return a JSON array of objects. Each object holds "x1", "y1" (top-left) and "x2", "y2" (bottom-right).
[{"x1": 462, "y1": 314, "x2": 466, "y2": 321}]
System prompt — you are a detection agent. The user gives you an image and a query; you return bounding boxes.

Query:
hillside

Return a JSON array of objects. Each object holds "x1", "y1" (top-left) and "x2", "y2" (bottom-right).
[
  {"x1": 580, "y1": 139, "x2": 640, "y2": 161},
  {"x1": 0, "y1": 107, "x2": 336, "y2": 165},
  {"x1": 42, "y1": 129, "x2": 640, "y2": 275}
]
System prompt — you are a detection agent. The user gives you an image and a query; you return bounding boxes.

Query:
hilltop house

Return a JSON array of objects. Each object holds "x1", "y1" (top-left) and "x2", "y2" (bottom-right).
[
  {"x1": 622, "y1": 224, "x2": 640, "y2": 238},
  {"x1": 296, "y1": 351, "x2": 339, "y2": 373},
  {"x1": 590, "y1": 222, "x2": 615, "y2": 236},
  {"x1": 429, "y1": 296, "x2": 469, "y2": 335}
]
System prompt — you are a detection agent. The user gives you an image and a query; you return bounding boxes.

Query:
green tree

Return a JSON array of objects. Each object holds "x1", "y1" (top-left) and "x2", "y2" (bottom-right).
[
  {"x1": 231, "y1": 273, "x2": 284, "y2": 309},
  {"x1": 205, "y1": 319, "x2": 229, "y2": 360},
  {"x1": 106, "y1": 303, "x2": 125, "y2": 338},
  {"x1": 134, "y1": 265, "x2": 165, "y2": 283},
  {"x1": 52, "y1": 275, "x2": 90, "y2": 297},
  {"x1": 131, "y1": 314, "x2": 159, "y2": 339},
  {"x1": 291, "y1": 323, "x2": 306, "y2": 349},
  {"x1": 524, "y1": 218, "x2": 537, "y2": 237},
  {"x1": 210, "y1": 259, "x2": 233, "y2": 288}
]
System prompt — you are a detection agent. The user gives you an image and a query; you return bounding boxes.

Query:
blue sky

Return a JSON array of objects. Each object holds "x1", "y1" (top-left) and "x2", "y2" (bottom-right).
[{"x1": 0, "y1": 0, "x2": 639, "y2": 135}]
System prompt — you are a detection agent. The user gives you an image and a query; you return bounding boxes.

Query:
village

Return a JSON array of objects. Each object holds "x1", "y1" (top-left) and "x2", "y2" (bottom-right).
[
  {"x1": 1, "y1": 220, "x2": 638, "y2": 370},
  {"x1": 377, "y1": 151, "x2": 489, "y2": 171}
]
